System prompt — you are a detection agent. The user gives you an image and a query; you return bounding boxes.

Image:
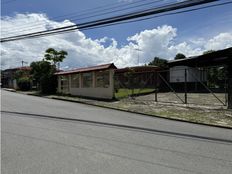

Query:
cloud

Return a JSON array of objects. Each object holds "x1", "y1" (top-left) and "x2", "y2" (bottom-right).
[
  {"x1": 205, "y1": 32, "x2": 232, "y2": 50},
  {"x1": 1, "y1": 13, "x2": 232, "y2": 70}
]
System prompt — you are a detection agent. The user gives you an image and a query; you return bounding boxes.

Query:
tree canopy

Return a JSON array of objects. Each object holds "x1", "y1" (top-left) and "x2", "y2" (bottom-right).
[
  {"x1": 203, "y1": 50, "x2": 215, "y2": 55},
  {"x1": 174, "y1": 53, "x2": 186, "y2": 60},
  {"x1": 30, "y1": 48, "x2": 68, "y2": 94},
  {"x1": 148, "y1": 57, "x2": 168, "y2": 68},
  {"x1": 44, "y1": 48, "x2": 68, "y2": 68}
]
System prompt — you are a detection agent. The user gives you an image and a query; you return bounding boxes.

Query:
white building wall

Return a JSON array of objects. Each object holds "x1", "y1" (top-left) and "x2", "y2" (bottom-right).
[
  {"x1": 58, "y1": 69, "x2": 115, "y2": 99},
  {"x1": 170, "y1": 66, "x2": 207, "y2": 83}
]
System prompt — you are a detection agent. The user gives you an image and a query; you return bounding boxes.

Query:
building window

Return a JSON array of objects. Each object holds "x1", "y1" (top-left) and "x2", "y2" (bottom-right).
[
  {"x1": 71, "y1": 74, "x2": 79, "y2": 88},
  {"x1": 60, "y1": 75, "x2": 69, "y2": 91},
  {"x1": 96, "y1": 70, "x2": 110, "y2": 88},
  {"x1": 82, "y1": 72, "x2": 93, "y2": 88}
]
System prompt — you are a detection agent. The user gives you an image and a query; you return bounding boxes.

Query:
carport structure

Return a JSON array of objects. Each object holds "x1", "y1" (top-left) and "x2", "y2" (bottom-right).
[{"x1": 168, "y1": 47, "x2": 232, "y2": 109}]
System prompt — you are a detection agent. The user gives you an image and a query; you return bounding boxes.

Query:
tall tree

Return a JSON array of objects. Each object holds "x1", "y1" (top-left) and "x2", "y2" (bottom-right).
[
  {"x1": 44, "y1": 48, "x2": 68, "y2": 69},
  {"x1": 30, "y1": 61, "x2": 57, "y2": 94},
  {"x1": 148, "y1": 57, "x2": 168, "y2": 68},
  {"x1": 30, "y1": 48, "x2": 68, "y2": 94},
  {"x1": 174, "y1": 53, "x2": 186, "y2": 60}
]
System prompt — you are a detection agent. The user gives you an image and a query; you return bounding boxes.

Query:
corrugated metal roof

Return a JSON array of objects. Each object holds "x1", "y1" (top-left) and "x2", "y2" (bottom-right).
[
  {"x1": 55, "y1": 63, "x2": 117, "y2": 75},
  {"x1": 168, "y1": 47, "x2": 232, "y2": 67},
  {"x1": 115, "y1": 65, "x2": 160, "y2": 74}
]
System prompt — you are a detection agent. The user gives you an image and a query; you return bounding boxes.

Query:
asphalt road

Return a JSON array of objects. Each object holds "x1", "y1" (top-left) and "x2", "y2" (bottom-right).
[{"x1": 1, "y1": 90, "x2": 232, "y2": 174}]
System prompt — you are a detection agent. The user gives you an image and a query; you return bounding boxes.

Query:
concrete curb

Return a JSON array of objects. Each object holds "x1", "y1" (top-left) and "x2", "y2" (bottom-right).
[
  {"x1": 50, "y1": 96, "x2": 232, "y2": 130},
  {"x1": 5, "y1": 89, "x2": 232, "y2": 130}
]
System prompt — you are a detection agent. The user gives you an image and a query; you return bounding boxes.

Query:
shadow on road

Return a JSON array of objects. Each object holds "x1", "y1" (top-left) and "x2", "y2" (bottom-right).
[{"x1": 1, "y1": 110, "x2": 232, "y2": 144}]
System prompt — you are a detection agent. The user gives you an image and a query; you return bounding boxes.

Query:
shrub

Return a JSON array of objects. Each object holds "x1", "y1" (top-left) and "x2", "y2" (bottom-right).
[{"x1": 17, "y1": 77, "x2": 31, "y2": 91}]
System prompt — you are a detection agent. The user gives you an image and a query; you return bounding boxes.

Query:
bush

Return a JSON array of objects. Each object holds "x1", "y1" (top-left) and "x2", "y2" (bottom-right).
[{"x1": 17, "y1": 77, "x2": 31, "y2": 91}]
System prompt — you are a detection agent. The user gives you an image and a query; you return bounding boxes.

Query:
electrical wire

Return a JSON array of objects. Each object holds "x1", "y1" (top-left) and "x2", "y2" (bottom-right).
[
  {"x1": 1, "y1": 0, "x2": 166, "y2": 34},
  {"x1": 1, "y1": 0, "x2": 170, "y2": 37},
  {"x1": 1, "y1": 0, "x2": 224, "y2": 43}
]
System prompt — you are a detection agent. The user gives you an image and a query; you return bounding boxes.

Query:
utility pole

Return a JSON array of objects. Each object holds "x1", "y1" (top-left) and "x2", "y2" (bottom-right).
[
  {"x1": 134, "y1": 48, "x2": 142, "y2": 66},
  {"x1": 21, "y1": 60, "x2": 28, "y2": 67}
]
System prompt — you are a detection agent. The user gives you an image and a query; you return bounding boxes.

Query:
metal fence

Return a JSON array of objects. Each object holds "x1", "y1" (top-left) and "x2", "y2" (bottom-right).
[{"x1": 114, "y1": 66, "x2": 228, "y2": 107}]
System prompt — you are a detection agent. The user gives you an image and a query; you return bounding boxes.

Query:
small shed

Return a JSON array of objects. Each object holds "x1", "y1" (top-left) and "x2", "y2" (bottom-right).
[{"x1": 55, "y1": 63, "x2": 117, "y2": 99}]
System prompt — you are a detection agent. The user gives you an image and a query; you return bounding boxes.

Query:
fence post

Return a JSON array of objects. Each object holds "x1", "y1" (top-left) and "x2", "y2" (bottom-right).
[
  {"x1": 155, "y1": 72, "x2": 158, "y2": 102},
  {"x1": 184, "y1": 68, "x2": 187, "y2": 104}
]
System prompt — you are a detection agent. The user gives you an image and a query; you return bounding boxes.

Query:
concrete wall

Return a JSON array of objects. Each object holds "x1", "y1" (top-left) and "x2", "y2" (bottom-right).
[{"x1": 57, "y1": 69, "x2": 115, "y2": 99}]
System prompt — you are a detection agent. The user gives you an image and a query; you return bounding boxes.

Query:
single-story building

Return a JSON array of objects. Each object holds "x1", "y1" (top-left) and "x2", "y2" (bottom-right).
[
  {"x1": 1, "y1": 66, "x2": 31, "y2": 89},
  {"x1": 55, "y1": 63, "x2": 117, "y2": 99}
]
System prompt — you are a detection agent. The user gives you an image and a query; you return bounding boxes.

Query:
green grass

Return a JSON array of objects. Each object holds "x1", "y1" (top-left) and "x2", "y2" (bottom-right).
[{"x1": 115, "y1": 88, "x2": 155, "y2": 99}]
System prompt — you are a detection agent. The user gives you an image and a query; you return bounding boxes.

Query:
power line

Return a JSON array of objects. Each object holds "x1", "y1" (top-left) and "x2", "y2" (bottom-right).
[
  {"x1": 2, "y1": 0, "x2": 169, "y2": 37},
  {"x1": 0, "y1": 0, "x2": 221, "y2": 43},
  {"x1": 1, "y1": 0, "x2": 220, "y2": 42},
  {"x1": 1, "y1": 0, "x2": 165, "y2": 33},
  {"x1": 82, "y1": 1, "x2": 232, "y2": 32}
]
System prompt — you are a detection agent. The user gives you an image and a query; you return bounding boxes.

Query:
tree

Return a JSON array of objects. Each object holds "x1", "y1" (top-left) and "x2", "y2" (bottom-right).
[
  {"x1": 174, "y1": 53, "x2": 186, "y2": 60},
  {"x1": 203, "y1": 50, "x2": 226, "y2": 89},
  {"x1": 30, "y1": 61, "x2": 57, "y2": 94},
  {"x1": 148, "y1": 57, "x2": 168, "y2": 68},
  {"x1": 14, "y1": 69, "x2": 32, "y2": 91},
  {"x1": 44, "y1": 48, "x2": 68, "y2": 69},
  {"x1": 30, "y1": 48, "x2": 68, "y2": 94},
  {"x1": 17, "y1": 77, "x2": 31, "y2": 91},
  {"x1": 203, "y1": 50, "x2": 215, "y2": 55}
]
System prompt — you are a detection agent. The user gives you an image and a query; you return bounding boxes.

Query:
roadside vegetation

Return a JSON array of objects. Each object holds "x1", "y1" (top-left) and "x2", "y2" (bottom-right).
[{"x1": 30, "y1": 48, "x2": 68, "y2": 94}]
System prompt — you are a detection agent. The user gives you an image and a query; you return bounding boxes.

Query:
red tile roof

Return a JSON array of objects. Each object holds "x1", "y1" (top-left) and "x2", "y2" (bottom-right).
[{"x1": 55, "y1": 63, "x2": 117, "y2": 75}]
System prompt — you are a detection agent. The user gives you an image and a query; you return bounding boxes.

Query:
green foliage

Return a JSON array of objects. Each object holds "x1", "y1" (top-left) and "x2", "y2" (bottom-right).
[
  {"x1": 44, "y1": 48, "x2": 68, "y2": 67},
  {"x1": 115, "y1": 88, "x2": 155, "y2": 99},
  {"x1": 30, "y1": 61, "x2": 57, "y2": 94},
  {"x1": 207, "y1": 66, "x2": 226, "y2": 88},
  {"x1": 30, "y1": 48, "x2": 68, "y2": 94},
  {"x1": 174, "y1": 53, "x2": 186, "y2": 60},
  {"x1": 203, "y1": 50, "x2": 215, "y2": 55},
  {"x1": 14, "y1": 70, "x2": 32, "y2": 90},
  {"x1": 17, "y1": 77, "x2": 31, "y2": 91},
  {"x1": 148, "y1": 57, "x2": 168, "y2": 68},
  {"x1": 14, "y1": 69, "x2": 31, "y2": 80},
  {"x1": 14, "y1": 70, "x2": 26, "y2": 80}
]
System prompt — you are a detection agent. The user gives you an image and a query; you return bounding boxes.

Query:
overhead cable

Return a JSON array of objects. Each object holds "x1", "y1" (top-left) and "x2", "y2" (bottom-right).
[{"x1": 0, "y1": 0, "x2": 219, "y2": 43}]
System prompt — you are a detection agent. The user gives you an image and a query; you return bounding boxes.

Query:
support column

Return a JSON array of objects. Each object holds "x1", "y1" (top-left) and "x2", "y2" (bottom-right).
[
  {"x1": 68, "y1": 74, "x2": 71, "y2": 94},
  {"x1": 110, "y1": 69, "x2": 115, "y2": 99},
  {"x1": 58, "y1": 76, "x2": 61, "y2": 93},
  {"x1": 228, "y1": 64, "x2": 232, "y2": 109},
  {"x1": 92, "y1": 72, "x2": 96, "y2": 88}
]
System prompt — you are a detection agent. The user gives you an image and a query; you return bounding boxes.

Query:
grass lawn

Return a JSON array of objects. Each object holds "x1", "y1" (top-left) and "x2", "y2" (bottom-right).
[{"x1": 115, "y1": 88, "x2": 155, "y2": 99}]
